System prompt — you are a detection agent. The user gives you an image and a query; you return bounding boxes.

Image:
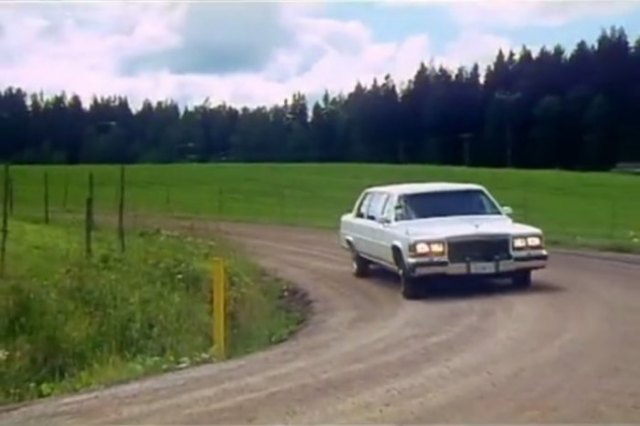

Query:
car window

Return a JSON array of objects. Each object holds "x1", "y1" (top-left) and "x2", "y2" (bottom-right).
[
  {"x1": 400, "y1": 189, "x2": 502, "y2": 220},
  {"x1": 367, "y1": 192, "x2": 389, "y2": 220},
  {"x1": 381, "y1": 194, "x2": 395, "y2": 220},
  {"x1": 356, "y1": 192, "x2": 372, "y2": 218},
  {"x1": 394, "y1": 196, "x2": 409, "y2": 221}
]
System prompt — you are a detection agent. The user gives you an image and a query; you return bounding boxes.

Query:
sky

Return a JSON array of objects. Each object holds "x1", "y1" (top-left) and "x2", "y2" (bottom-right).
[{"x1": 0, "y1": 0, "x2": 639, "y2": 109}]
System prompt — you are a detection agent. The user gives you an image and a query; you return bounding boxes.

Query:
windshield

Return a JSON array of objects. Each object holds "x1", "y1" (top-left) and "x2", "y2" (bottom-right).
[{"x1": 397, "y1": 189, "x2": 503, "y2": 220}]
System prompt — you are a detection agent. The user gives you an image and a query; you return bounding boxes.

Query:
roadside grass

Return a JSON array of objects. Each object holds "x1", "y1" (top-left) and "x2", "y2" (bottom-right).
[
  {"x1": 5, "y1": 163, "x2": 640, "y2": 252},
  {"x1": 0, "y1": 218, "x2": 306, "y2": 405}
]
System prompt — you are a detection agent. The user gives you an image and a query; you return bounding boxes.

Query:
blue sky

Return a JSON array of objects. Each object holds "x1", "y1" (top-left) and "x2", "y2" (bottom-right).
[
  {"x1": 0, "y1": 1, "x2": 638, "y2": 109},
  {"x1": 325, "y1": 3, "x2": 459, "y2": 46},
  {"x1": 324, "y1": 1, "x2": 640, "y2": 58}
]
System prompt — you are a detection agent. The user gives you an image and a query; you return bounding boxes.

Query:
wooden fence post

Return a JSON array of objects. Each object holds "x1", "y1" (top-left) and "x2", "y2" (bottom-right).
[
  {"x1": 88, "y1": 172, "x2": 95, "y2": 229},
  {"x1": 118, "y1": 165, "x2": 125, "y2": 253},
  {"x1": 85, "y1": 196, "x2": 93, "y2": 259},
  {"x1": 44, "y1": 171, "x2": 50, "y2": 224},
  {"x1": 1, "y1": 164, "x2": 9, "y2": 276},
  {"x1": 85, "y1": 172, "x2": 94, "y2": 259},
  {"x1": 212, "y1": 257, "x2": 228, "y2": 359},
  {"x1": 7, "y1": 175, "x2": 13, "y2": 216}
]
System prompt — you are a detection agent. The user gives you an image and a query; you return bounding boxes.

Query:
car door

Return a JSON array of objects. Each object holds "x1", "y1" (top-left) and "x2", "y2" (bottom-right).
[
  {"x1": 349, "y1": 191, "x2": 375, "y2": 256},
  {"x1": 365, "y1": 191, "x2": 392, "y2": 262},
  {"x1": 376, "y1": 193, "x2": 397, "y2": 265}
]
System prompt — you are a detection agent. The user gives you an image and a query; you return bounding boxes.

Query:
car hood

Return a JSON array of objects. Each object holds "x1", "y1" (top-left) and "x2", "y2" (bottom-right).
[{"x1": 395, "y1": 215, "x2": 541, "y2": 240}]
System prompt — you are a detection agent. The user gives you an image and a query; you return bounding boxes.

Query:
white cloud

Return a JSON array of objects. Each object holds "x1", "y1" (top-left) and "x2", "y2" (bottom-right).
[
  {"x1": 436, "y1": 31, "x2": 513, "y2": 69},
  {"x1": 388, "y1": 0, "x2": 640, "y2": 28},
  {"x1": 122, "y1": 2, "x2": 296, "y2": 75},
  {"x1": 0, "y1": 2, "x2": 434, "y2": 109},
  {"x1": 456, "y1": 1, "x2": 638, "y2": 28},
  {"x1": 276, "y1": 16, "x2": 431, "y2": 96}
]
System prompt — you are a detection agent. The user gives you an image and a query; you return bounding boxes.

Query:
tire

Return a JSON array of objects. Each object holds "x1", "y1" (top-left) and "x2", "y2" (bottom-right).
[
  {"x1": 392, "y1": 247, "x2": 421, "y2": 300},
  {"x1": 512, "y1": 270, "x2": 532, "y2": 288},
  {"x1": 400, "y1": 269, "x2": 421, "y2": 300},
  {"x1": 350, "y1": 250, "x2": 370, "y2": 278}
]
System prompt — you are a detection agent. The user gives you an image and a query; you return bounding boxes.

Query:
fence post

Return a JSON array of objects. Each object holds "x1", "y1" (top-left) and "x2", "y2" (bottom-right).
[
  {"x1": 1, "y1": 164, "x2": 9, "y2": 276},
  {"x1": 117, "y1": 165, "x2": 125, "y2": 253},
  {"x1": 212, "y1": 257, "x2": 228, "y2": 360},
  {"x1": 44, "y1": 171, "x2": 50, "y2": 224},
  {"x1": 7, "y1": 175, "x2": 13, "y2": 216},
  {"x1": 88, "y1": 172, "x2": 95, "y2": 229},
  {"x1": 85, "y1": 196, "x2": 93, "y2": 259}
]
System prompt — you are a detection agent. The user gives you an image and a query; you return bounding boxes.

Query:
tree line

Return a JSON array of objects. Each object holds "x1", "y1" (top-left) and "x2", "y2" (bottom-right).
[{"x1": 1, "y1": 26, "x2": 639, "y2": 171}]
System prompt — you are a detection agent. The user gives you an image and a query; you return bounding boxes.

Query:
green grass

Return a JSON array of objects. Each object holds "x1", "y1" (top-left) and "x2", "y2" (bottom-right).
[
  {"x1": 6, "y1": 163, "x2": 640, "y2": 252},
  {"x1": 0, "y1": 219, "x2": 304, "y2": 404}
]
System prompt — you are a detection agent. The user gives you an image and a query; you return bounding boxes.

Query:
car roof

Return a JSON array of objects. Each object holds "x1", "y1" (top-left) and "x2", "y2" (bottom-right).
[{"x1": 365, "y1": 182, "x2": 486, "y2": 195}]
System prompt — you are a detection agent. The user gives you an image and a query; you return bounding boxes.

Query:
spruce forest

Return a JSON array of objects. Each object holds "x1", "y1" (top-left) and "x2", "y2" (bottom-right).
[{"x1": 1, "y1": 27, "x2": 639, "y2": 171}]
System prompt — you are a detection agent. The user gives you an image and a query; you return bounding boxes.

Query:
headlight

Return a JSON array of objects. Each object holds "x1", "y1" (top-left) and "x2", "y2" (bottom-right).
[
  {"x1": 430, "y1": 242, "x2": 446, "y2": 254},
  {"x1": 414, "y1": 242, "x2": 430, "y2": 254},
  {"x1": 513, "y1": 237, "x2": 527, "y2": 249},
  {"x1": 410, "y1": 241, "x2": 446, "y2": 257},
  {"x1": 513, "y1": 235, "x2": 544, "y2": 250},
  {"x1": 526, "y1": 236, "x2": 542, "y2": 247}
]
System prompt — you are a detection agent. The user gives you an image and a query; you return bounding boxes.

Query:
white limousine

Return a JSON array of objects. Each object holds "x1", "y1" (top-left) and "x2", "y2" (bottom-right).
[{"x1": 339, "y1": 182, "x2": 548, "y2": 299}]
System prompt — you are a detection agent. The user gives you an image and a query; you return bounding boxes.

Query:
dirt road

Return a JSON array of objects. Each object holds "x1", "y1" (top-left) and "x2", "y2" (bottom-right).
[{"x1": 2, "y1": 221, "x2": 640, "y2": 424}]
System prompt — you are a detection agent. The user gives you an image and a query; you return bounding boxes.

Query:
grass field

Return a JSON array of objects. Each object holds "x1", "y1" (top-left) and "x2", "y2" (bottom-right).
[
  {"x1": 0, "y1": 218, "x2": 305, "y2": 404},
  {"x1": 6, "y1": 163, "x2": 640, "y2": 252}
]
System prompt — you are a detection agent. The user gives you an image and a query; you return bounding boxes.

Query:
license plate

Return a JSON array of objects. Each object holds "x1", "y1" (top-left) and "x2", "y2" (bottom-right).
[{"x1": 470, "y1": 262, "x2": 496, "y2": 274}]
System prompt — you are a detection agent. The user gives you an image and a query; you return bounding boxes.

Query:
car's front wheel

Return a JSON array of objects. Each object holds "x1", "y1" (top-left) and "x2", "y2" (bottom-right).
[
  {"x1": 511, "y1": 270, "x2": 532, "y2": 288},
  {"x1": 393, "y1": 248, "x2": 421, "y2": 300},
  {"x1": 351, "y1": 251, "x2": 370, "y2": 278},
  {"x1": 400, "y1": 269, "x2": 421, "y2": 299}
]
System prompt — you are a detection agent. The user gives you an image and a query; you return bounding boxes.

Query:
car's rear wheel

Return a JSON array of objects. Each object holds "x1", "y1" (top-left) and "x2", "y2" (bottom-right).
[{"x1": 511, "y1": 270, "x2": 532, "y2": 288}]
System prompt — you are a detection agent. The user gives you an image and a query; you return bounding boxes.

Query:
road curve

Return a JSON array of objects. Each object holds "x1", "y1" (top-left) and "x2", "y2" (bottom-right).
[{"x1": 2, "y1": 221, "x2": 640, "y2": 425}]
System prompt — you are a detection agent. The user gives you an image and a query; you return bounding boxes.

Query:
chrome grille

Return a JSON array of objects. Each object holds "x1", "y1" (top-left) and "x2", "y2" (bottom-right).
[{"x1": 447, "y1": 237, "x2": 512, "y2": 263}]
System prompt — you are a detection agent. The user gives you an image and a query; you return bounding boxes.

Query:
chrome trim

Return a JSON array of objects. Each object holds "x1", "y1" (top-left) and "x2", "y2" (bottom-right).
[{"x1": 411, "y1": 258, "x2": 547, "y2": 277}]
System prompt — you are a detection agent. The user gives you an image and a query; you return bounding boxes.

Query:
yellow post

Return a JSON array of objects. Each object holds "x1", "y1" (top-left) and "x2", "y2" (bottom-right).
[{"x1": 212, "y1": 257, "x2": 227, "y2": 359}]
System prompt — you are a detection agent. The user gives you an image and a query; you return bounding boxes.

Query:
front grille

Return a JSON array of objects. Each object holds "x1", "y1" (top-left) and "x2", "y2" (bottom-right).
[{"x1": 447, "y1": 237, "x2": 511, "y2": 263}]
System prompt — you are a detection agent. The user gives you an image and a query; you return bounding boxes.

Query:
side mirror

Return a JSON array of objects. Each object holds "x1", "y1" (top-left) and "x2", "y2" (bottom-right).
[{"x1": 502, "y1": 206, "x2": 513, "y2": 216}]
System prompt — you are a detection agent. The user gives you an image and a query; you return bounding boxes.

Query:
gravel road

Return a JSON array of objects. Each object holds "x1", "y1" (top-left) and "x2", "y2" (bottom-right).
[{"x1": 2, "y1": 221, "x2": 640, "y2": 425}]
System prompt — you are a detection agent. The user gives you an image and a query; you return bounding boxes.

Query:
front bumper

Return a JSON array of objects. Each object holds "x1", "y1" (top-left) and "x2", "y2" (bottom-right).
[{"x1": 406, "y1": 252, "x2": 548, "y2": 277}]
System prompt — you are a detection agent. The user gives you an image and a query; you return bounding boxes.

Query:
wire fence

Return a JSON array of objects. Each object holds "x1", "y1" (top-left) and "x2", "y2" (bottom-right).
[{"x1": 3, "y1": 165, "x2": 640, "y2": 252}]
